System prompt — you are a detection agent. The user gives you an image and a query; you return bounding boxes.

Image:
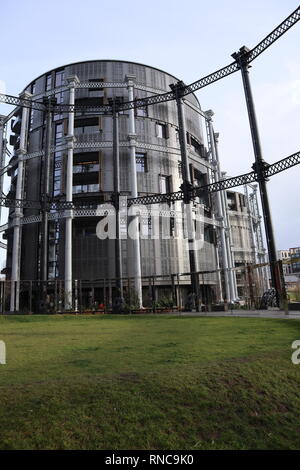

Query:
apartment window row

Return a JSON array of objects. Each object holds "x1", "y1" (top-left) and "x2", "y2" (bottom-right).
[
  {"x1": 156, "y1": 125, "x2": 205, "y2": 159},
  {"x1": 73, "y1": 184, "x2": 99, "y2": 194},
  {"x1": 74, "y1": 116, "x2": 103, "y2": 134},
  {"x1": 73, "y1": 163, "x2": 100, "y2": 173}
]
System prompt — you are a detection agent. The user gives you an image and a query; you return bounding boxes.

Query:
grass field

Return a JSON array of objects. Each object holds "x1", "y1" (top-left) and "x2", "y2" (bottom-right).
[{"x1": 0, "y1": 314, "x2": 300, "y2": 450}]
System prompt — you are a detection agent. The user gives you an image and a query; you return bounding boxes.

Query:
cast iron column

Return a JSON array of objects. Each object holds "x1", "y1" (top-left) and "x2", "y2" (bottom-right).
[
  {"x1": 205, "y1": 110, "x2": 232, "y2": 303},
  {"x1": 10, "y1": 92, "x2": 31, "y2": 311},
  {"x1": 40, "y1": 96, "x2": 56, "y2": 311},
  {"x1": 126, "y1": 75, "x2": 143, "y2": 308},
  {"x1": 232, "y1": 46, "x2": 279, "y2": 300},
  {"x1": 170, "y1": 81, "x2": 200, "y2": 310},
  {"x1": 0, "y1": 116, "x2": 6, "y2": 225},
  {"x1": 64, "y1": 75, "x2": 79, "y2": 310},
  {"x1": 110, "y1": 98, "x2": 123, "y2": 310}
]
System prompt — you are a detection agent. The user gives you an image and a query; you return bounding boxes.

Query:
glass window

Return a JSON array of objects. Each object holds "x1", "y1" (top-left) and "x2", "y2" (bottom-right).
[
  {"x1": 53, "y1": 172, "x2": 60, "y2": 196},
  {"x1": 55, "y1": 123, "x2": 63, "y2": 144},
  {"x1": 72, "y1": 184, "x2": 99, "y2": 194},
  {"x1": 160, "y1": 175, "x2": 171, "y2": 194},
  {"x1": 53, "y1": 152, "x2": 62, "y2": 196},
  {"x1": 55, "y1": 70, "x2": 64, "y2": 106},
  {"x1": 55, "y1": 70, "x2": 64, "y2": 88},
  {"x1": 74, "y1": 125, "x2": 99, "y2": 135},
  {"x1": 73, "y1": 163, "x2": 100, "y2": 173},
  {"x1": 136, "y1": 153, "x2": 147, "y2": 172},
  {"x1": 45, "y1": 74, "x2": 52, "y2": 91},
  {"x1": 135, "y1": 100, "x2": 148, "y2": 117},
  {"x1": 190, "y1": 137, "x2": 202, "y2": 156},
  {"x1": 156, "y1": 122, "x2": 167, "y2": 139}
]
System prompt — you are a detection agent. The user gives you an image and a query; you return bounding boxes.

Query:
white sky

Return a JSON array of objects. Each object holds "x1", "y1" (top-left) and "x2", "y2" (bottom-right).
[{"x1": 0, "y1": 0, "x2": 299, "y2": 254}]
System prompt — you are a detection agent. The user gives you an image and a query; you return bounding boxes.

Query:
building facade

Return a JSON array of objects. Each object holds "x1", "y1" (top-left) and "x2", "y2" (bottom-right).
[
  {"x1": 226, "y1": 186, "x2": 269, "y2": 300},
  {"x1": 1, "y1": 60, "x2": 268, "y2": 311},
  {"x1": 3, "y1": 60, "x2": 223, "y2": 310}
]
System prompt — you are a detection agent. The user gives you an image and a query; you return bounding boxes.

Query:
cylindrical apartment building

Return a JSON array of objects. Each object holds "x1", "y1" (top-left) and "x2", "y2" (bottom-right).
[{"x1": 4, "y1": 60, "x2": 227, "y2": 310}]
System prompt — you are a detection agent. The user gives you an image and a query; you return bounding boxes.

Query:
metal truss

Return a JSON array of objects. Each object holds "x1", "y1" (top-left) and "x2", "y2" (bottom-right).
[
  {"x1": 181, "y1": 62, "x2": 239, "y2": 97},
  {"x1": 265, "y1": 150, "x2": 300, "y2": 177},
  {"x1": 128, "y1": 191, "x2": 185, "y2": 207},
  {"x1": 0, "y1": 150, "x2": 298, "y2": 212},
  {"x1": 0, "y1": 196, "x2": 40, "y2": 210},
  {"x1": 247, "y1": 6, "x2": 300, "y2": 63},
  {"x1": 0, "y1": 163, "x2": 12, "y2": 177},
  {"x1": 1, "y1": 7, "x2": 299, "y2": 115},
  {"x1": 0, "y1": 93, "x2": 45, "y2": 112}
]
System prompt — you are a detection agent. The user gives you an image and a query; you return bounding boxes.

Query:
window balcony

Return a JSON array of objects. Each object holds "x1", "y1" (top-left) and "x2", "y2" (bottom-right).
[
  {"x1": 73, "y1": 164, "x2": 100, "y2": 173},
  {"x1": 72, "y1": 184, "x2": 99, "y2": 194}
]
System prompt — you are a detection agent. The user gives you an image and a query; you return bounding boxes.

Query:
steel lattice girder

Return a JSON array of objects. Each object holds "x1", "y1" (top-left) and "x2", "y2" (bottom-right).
[
  {"x1": 0, "y1": 7, "x2": 299, "y2": 115},
  {"x1": 0, "y1": 196, "x2": 40, "y2": 209},
  {"x1": 265, "y1": 150, "x2": 300, "y2": 177},
  {"x1": 247, "y1": 6, "x2": 300, "y2": 63},
  {"x1": 0, "y1": 151, "x2": 299, "y2": 211},
  {"x1": 0, "y1": 93, "x2": 45, "y2": 112}
]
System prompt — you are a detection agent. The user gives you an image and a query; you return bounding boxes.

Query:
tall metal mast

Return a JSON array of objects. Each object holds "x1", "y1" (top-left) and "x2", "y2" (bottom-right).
[{"x1": 232, "y1": 46, "x2": 280, "y2": 302}]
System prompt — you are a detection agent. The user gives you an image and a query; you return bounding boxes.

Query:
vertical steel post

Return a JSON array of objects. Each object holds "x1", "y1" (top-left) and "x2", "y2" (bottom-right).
[
  {"x1": 40, "y1": 96, "x2": 56, "y2": 312},
  {"x1": 213, "y1": 128, "x2": 238, "y2": 301},
  {"x1": 41, "y1": 96, "x2": 55, "y2": 280},
  {"x1": 205, "y1": 111, "x2": 232, "y2": 303},
  {"x1": 0, "y1": 115, "x2": 6, "y2": 225},
  {"x1": 220, "y1": 170, "x2": 239, "y2": 299},
  {"x1": 170, "y1": 81, "x2": 200, "y2": 310},
  {"x1": 110, "y1": 98, "x2": 123, "y2": 311},
  {"x1": 244, "y1": 184, "x2": 258, "y2": 264},
  {"x1": 126, "y1": 75, "x2": 143, "y2": 308},
  {"x1": 64, "y1": 75, "x2": 79, "y2": 310},
  {"x1": 10, "y1": 92, "x2": 31, "y2": 311},
  {"x1": 232, "y1": 47, "x2": 279, "y2": 301}
]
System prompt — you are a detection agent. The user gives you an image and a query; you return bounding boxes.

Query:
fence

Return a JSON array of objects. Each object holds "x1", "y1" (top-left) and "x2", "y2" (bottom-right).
[{"x1": 0, "y1": 260, "x2": 289, "y2": 314}]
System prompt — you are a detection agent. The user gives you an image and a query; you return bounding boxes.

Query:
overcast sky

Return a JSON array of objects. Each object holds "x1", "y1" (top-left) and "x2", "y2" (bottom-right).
[{"x1": 0, "y1": 0, "x2": 299, "y2": 255}]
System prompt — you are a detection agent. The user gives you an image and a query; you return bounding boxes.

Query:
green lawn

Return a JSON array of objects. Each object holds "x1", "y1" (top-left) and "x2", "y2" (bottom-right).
[{"x1": 0, "y1": 314, "x2": 300, "y2": 450}]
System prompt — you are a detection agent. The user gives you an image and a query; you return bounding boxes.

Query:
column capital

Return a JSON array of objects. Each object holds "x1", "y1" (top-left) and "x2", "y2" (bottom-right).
[
  {"x1": 169, "y1": 80, "x2": 186, "y2": 99},
  {"x1": 66, "y1": 75, "x2": 80, "y2": 87},
  {"x1": 19, "y1": 91, "x2": 32, "y2": 101},
  {"x1": 13, "y1": 214, "x2": 22, "y2": 224},
  {"x1": 204, "y1": 109, "x2": 214, "y2": 120},
  {"x1": 128, "y1": 133, "x2": 137, "y2": 144},
  {"x1": 125, "y1": 75, "x2": 136, "y2": 86},
  {"x1": 64, "y1": 209, "x2": 74, "y2": 219},
  {"x1": 65, "y1": 135, "x2": 76, "y2": 148},
  {"x1": 16, "y1": 149, "x2": 26, "y2": 158}
]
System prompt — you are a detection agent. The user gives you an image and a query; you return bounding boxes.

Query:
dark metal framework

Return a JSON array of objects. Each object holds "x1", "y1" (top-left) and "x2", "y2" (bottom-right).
[
  {"x1": 0, "y1": 6, "x2": 299, "y2": 309},
  {"x1": 0, "y1": 150, "x2": 298, "y2": 211},
  {"x1": 0, "y1": 6, "x2": 299, "y2": 114}
]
